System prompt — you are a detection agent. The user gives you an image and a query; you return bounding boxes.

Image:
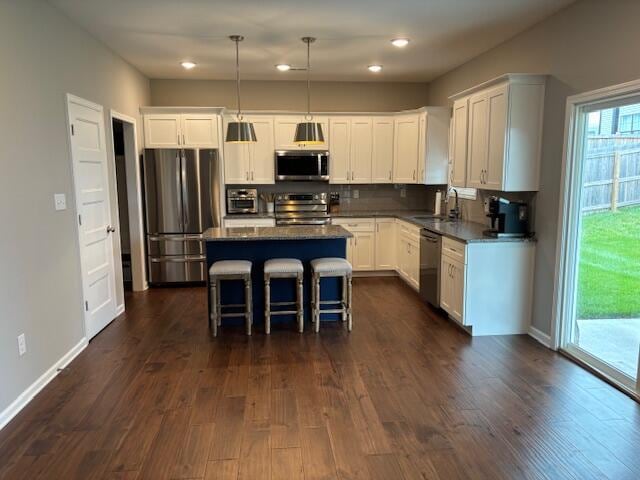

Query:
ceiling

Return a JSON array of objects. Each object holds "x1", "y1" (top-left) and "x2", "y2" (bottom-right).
[{"x1": 48, "y1": 0, "x2": 575, "y2": 82}]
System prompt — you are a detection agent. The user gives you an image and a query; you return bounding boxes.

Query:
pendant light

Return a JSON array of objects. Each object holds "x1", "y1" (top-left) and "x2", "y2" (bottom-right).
[
  {"x1": 225, "y1": 35, "x2": 257, "y2": 143},
  {"x1": 294, "y1": 37, "x2": 324, "y2": 146}
]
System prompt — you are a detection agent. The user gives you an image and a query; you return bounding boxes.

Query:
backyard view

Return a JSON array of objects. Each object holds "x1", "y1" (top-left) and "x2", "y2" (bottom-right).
[{"x1": 573, "y1": 103, "x2": 640, "y2": 379}]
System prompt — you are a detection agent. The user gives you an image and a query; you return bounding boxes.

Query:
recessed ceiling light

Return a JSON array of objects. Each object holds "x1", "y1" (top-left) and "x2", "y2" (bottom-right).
[
  {"x1": 391, "y1": 38, "x2": 410, "y2": 48},
  {"x1": 181, "y1": 61, "x2": 196, "y2": 70},
  {"x1": 276, "y1": 64, "x2": 291, "y2": 72},
  {"x1": 368, "y1": 64, "x2": 383, "y2": 73}
]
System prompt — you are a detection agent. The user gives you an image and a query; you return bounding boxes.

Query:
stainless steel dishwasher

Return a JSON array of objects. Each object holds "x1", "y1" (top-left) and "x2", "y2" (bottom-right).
[{"x1": 419, "y1": 230, "x2": 442, "y2": 307}]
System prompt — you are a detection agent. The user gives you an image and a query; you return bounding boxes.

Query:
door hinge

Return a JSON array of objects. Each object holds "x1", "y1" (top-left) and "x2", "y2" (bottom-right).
[
  {"x1": 71, "y1": 124, "x2": 75, "y2": 136},
  {"x1": 78, "y1": 214, "x2": 82, "y2": 226},
  {"x1": 85, "y1": 301, "x2": 89, "y2": 311}
]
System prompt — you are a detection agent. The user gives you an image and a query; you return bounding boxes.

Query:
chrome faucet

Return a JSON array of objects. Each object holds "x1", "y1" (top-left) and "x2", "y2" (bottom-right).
[{"x1": 448, "y1": 187, "x2": 460, "y2": 220}]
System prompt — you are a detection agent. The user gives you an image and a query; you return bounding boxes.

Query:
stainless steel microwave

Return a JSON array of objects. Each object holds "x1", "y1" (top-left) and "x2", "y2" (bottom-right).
[{"x1": 275, "y1": 150, "x2": 330, "y2": 182}]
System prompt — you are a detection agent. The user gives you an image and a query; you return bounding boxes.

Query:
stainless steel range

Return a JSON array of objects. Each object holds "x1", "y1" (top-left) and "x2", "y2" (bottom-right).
[{"x1": 275, "y1": 192, "x2": 330, "y2": 225}]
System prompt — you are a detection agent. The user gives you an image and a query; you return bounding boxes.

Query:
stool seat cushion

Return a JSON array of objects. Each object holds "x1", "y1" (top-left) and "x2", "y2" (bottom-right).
[
  {"x1": 311, "y1": 257, "x2": 352, "y2": 275},
  {"x1": 264, "y1": 258, "x2": 304, "y2": 274},
  {"x1": 209, "y1": 260, "x2": 252, "y2": 276}
]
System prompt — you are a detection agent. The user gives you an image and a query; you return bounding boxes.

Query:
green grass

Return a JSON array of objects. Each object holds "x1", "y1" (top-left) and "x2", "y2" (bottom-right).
[{"x1": 576, "y1": 205, "x2": 640, "y2": 319}]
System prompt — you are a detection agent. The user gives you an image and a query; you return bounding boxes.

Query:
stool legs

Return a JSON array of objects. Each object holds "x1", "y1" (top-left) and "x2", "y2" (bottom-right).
[
  {"x1": 297, "y1": 273, "x2": 304, "y2": 333},
  {"x1": 313, "y1": 274, "x2": 321, "y2": 333},
  {"x1": 264, "y1": 275, "x2": 271, "y2": 335},
  {"x1": 245, "y1": 275, "x2": 253, "y2": 336},
  {"x1": 341, "y1": 276, "x2": 347, "y2": 323},
  {"x1": 347, "y1": 274, "x2": 353, "y2": 332},
  {"x1": 210, "y1": 280, "x2": 218, "y2": 337}
]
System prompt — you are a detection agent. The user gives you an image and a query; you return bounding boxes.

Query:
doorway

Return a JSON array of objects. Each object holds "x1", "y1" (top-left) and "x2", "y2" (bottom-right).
[{"x1": 555, "y1": 80, "x2": 640, "y2": 397}]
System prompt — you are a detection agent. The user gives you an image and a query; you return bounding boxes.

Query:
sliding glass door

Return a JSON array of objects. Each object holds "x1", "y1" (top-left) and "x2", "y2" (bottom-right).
[{"x1": 559, "y1": 90, "x2": 640, "y2": 396}]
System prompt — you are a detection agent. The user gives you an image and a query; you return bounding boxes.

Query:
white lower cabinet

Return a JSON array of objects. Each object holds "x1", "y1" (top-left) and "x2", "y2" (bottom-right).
[
  {"x1": 395, "y1": 220, "x2": 420, "y2": 290},
  {"x1": 439, "y1": 237, "x2": 535, "y2": 336},
  {"x1": 332, "y1": 218, "x2": 375, "y2": 271},
  {"x1": 374, "y1": 218, "x2": 395, "y2": 269},
  {"x1": 224, "y1": 218, "x2": 275, "y2": 228}
]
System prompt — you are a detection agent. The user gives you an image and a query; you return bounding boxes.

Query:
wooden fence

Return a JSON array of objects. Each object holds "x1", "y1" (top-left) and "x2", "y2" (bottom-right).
[{"x1": 582, "y1": 141, "x2": 640, "y2": 212}]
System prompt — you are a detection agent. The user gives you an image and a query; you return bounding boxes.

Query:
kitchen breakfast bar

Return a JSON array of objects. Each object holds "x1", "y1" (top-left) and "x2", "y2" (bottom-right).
[{"x1": 203, "y1": 225, "x2": 353, "y2": 332}]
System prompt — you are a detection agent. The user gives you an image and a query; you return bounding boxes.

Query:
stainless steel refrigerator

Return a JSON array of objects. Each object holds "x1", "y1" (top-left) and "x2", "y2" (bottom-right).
[{"x1": 143, "y1": 148, "x2": 220, "y2": 284}]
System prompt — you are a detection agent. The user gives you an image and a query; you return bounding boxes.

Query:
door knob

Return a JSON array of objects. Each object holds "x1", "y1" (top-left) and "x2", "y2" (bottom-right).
[{"x1": 107, "y1": 225, "x2": 116, "y2": 233}]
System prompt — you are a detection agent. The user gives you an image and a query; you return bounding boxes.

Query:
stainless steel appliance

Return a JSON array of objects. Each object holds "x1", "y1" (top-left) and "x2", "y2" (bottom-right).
[
  {"x1": 484, "y1": 196, "x2": 529, "y2": 238},
  {"x1": 227, "y1": 188, "x2": 258, "y2": 214},
  {"x1": 419, "y1": 230, "x2": 442, "y2": 307},
  {"x1": 275, "y1": 150, "x2": 329, "y2": 182},
  {"x1": 143, "y1": 148, "x2": 220, "y2": 284},
  {"x1": 275, "y1": 192, "x2": 330, "y2": 225}
]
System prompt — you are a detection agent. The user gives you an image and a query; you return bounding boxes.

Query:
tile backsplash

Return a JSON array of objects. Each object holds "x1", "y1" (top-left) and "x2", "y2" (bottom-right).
[{"x1": 227, "y1": 183, "x2": 447, "y2": 213}]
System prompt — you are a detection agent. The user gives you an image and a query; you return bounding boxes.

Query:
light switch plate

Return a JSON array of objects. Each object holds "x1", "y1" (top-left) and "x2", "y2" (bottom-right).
[
  {"x1": 17, "y1": 334, "x2": 26, "y2": 356},
  {"x1": 54, "y1": 193, "x2": 67, "y2": 211}
]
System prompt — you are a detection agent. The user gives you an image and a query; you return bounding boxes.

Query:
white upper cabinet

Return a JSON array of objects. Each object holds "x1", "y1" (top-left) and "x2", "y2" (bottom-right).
[
  {"x1": 144, "y1": 115, "x2": 181, "y2": 148},
  {"x1": 181, "y1": 114, "x2": 219, "y2": 148},
  {"x1": 274, "y1": 115, "x2": 329, "y2": 150},
  {"x1": 417, "y1": 108, "x2": 450, "y2": 185},
  {"x1": 329, "y1": 117, "x2": 350, "y2": 183},
  {"x1": 143, "y1": 113, "x2": 219, "y2": 148},
  {"x1": 349, "y1": 117, "x2": 373, "y2": 183},
  {"x1": 372, "y1": 117, "x2": 394, "y2": 183},
  {"x1": 449, "y1": 74, "x2": 546, "y2": 191},
  {"x1": 393, "y1": 114, "x2": 420, "y2": 183},
  {"x1": 450, "y1": 99, "x2": 468, "y2": 187},
  {"x1": 223, "y1": 115, "x2": 274, "y2": 184}
]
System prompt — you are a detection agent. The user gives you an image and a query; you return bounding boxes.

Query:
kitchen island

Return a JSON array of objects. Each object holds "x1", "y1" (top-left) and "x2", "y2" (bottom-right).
[{"x1": 203, "y1": 225, "x2": 353, "y2": 331}]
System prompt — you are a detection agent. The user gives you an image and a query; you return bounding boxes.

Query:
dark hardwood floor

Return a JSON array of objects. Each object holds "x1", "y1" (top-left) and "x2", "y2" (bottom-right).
[{"x1": 1, "y1": 277, "x2": 639, "y2": 479}]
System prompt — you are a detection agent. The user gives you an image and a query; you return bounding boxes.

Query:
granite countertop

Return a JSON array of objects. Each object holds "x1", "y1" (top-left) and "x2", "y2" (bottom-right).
[{"x1": 203, "y1": 225, "x2": 352, "y2": 241}]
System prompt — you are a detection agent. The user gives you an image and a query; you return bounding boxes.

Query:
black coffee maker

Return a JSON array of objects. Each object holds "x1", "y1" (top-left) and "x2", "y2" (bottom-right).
[{"x1": 484, "y1": 196, "x2": 529, "y2": 238}]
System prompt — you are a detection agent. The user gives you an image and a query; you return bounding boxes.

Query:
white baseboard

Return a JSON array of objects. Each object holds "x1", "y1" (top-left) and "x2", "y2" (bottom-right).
[
  {"x1": 0, "y1": 337, "x2": 88, "y2": 431},
  {"x1": 115, "y1": 304, "x2": 125, "y2": 316},
  {"x1": 528, "y1": 326, "x2": 552, "y2": 348}
]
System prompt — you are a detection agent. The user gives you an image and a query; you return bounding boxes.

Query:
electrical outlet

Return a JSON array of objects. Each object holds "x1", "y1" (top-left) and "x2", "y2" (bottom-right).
[
  {"x1": 353, "y1": 189, "x2": 359, "y2": 199},
  {"x1": 400, "y1": 188, "x2": 407, "y2": 198},
  {"x1": 54, "y1": 193, "x2": 67, "y2": 211},
  {"x1": 17, "y1": 334, "x2": 26, "y2": 356}
]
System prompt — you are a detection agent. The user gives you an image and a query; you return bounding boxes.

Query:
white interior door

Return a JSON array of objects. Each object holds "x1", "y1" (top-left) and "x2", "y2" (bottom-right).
[{"x1": 67, "y1": 95, "x2": 118, "y2": 340}]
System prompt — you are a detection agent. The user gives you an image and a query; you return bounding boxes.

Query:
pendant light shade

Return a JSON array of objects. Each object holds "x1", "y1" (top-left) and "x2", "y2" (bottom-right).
[
  {"x1": 295, "y1": 37, "x2": 324, "y2": 146},
  {"x1": 226, "y1": 121, "x2": 257, "y2": 143},
  {"x1": 226, "y1": 35, "x2": 257, "y2": 143}
]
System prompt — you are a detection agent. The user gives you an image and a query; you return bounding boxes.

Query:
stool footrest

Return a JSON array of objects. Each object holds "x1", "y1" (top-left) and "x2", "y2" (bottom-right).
[{"x1": 269, "y1": 310, "x2": 300, "y2": 316}]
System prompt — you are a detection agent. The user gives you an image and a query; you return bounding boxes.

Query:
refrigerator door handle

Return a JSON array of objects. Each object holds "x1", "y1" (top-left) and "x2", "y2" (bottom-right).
[
  {"x1": 175, "y1": 151, "x2": 184, "y2": 231},
  {"x1": 180, "y1": 150, "x2": 189, "y2": 232}
]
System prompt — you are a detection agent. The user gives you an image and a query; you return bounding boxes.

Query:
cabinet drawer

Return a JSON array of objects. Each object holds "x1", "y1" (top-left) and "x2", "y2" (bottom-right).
[
  {"x1": 442, "y1": 237, "x2": 466, "y2": 264},
  {"x1": 396, "y1": 220, "x2": 421, "y2": 242},
  {"x1": 332, "y1": 218, "x2": 375, "y2": 232}
]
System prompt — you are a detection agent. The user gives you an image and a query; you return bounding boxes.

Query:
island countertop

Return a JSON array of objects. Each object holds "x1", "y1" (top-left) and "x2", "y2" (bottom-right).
[{"x1": 203, "y1": 225, "x2": 353, "y2": 241}]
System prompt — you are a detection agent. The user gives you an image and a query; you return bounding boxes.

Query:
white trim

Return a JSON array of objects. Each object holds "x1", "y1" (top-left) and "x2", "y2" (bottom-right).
[
  {"x1": 448, "y1": 73, "x2": 547, "y2": 100},
  {"x1": 0, "y1": 337, "x2": 88, "y2": 431},
  {"x1": 109, "y1": 109, "x2": 148, "y2": 292},
  {"x1": 528, "y1": 326, "x2": 552, "y2": 348},
  {"x1": 115, "y1": 303, "x2": 125, "y2": 316}
]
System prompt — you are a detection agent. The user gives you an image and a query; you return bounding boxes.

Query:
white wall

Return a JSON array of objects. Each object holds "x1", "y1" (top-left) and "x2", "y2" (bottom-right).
[
  {"x1": 428, "y1": 0, "x2": 640, "y2": 336},
  {"x1": 0, "y1": 0, "x2": 149, "y2": 415}
]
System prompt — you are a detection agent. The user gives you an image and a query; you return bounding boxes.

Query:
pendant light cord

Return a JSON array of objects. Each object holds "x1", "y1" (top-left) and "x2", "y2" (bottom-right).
[
  {"x1": 306, "y1": 39, "x2": 311, "y2": 121},
  {"x1": 235, "y1": 38, "x2": 242, "y2": 121}
]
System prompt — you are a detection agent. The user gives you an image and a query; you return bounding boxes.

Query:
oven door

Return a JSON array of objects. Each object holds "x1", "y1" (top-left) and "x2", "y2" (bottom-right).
[{"x1": 275, "y1": 150, "x2": 330, "y2": 181}]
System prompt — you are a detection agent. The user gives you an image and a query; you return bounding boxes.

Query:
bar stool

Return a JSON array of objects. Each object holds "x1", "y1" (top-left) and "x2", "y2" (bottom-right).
[
  {"x1": 209, "y1": 260, "x2": 253, "y2": 337},
  {"x1": 264, "y1": 259, "x2": 304, "y2": 334},
  {"x1": 310, "y1": 258, "x2": 353, "y2": 333}
]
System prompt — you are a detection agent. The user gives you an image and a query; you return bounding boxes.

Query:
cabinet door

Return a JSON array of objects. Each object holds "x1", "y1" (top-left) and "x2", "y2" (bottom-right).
[
  {"x1": 450, "y1": 100, "x2": 468, "y2": 187},
  {"x1": 407, "y1": 240, "x2": 420, "y2": 289},
  {"x1": 375, "y1": 220, "x2": 395, "y2": 269},
  {"x1": 329, "y1": 117, "x2": 350, "y2": 183},
  {"x1": 144, "y1": 114, "x2": 181, "y2": 148},
  {"x1": 352, "y1": 231, "x2": 375, "y2": 271},
  {"x1": 440, "y1": 257, "x2": 453, "y2": 313},
  {"x1": 417, "y1": 113, "x2": 427, "y2": 184},
  {"x1": 485, "y1": 84, "x2": 508, "y2": 190},
  {"x1": 467, "y1": 92, "x2": 488, "y2": 189},
  {"x1": 223, "y1": 118, "x2": 250, "y2": 184},
  {"x1": 350, "y1": 117, "x2": 373, "y2": 183},
  {"x1": 372, "y1": 117, "x2": 394, "y2": 183},
  {"x1": 393, "y1": 114, "x2": 420, "y2": 183},
  {"x1": 246, "y1": 116, "x2": 275, "y2": 184},
  {"x1": 450, "y1": 258, "x2": 466, "y2": 324},
  {"x1": 181, "y1": 114, "x2": 219, "y2": 148},
  {"x1": 274, "y1": 116, "x2": 303, "y2": 150}
]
